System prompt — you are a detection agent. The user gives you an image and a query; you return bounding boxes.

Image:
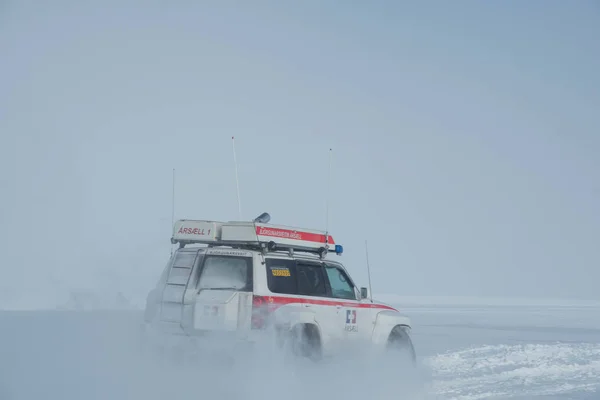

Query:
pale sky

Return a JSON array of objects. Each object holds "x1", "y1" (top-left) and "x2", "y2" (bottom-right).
[{"x1": 1, "y1": 1, "x2": 599, "y2": 306}]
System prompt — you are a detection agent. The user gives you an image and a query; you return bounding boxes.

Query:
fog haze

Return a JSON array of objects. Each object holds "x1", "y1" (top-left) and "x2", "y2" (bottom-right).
[{"x1": 1, "y1": 1, "x2": 599, "y2": 308}]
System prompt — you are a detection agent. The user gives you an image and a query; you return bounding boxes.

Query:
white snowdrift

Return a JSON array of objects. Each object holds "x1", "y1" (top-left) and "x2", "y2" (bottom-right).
[{"x1": 425, "y1": 343, "x2": 600, "y2": 399}]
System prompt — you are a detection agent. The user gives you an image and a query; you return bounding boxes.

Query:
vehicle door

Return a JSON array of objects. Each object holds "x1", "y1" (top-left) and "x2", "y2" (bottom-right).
[
  {"x1": 323, "y1": 263, "x2": 371, "y2": 347},
  {"x1": 263, "y1": 257, "x2": 343, "y2": 355},
  {"x1": 294, "y1": 260, "x2": 342, "y2": 354}
]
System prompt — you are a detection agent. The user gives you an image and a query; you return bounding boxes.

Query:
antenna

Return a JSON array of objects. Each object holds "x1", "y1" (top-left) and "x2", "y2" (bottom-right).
[
  {"x1": 171, "y1": 168, "x2": 175, "y2": 257},
  {"x1": 232, "y1": 136, "x2": 242, "y2": 220},
  {"x1": 325, "y1": 148, "x2": 332, "y2": 245},
  {"x1": 365, "y1": 240, "x2": 374, "y2": 303}
]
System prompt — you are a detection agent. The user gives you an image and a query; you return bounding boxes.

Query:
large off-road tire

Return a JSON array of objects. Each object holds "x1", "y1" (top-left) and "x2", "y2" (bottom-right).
[
  {"x1": 383, "y1": 325, "x2": 426, "y2": 397},
  {"x1": 288, "y1": 323, "x2": 322, "y2": 362},
  {"x1": 386, "y1": 325, "x2": 417, "y2": 368}
]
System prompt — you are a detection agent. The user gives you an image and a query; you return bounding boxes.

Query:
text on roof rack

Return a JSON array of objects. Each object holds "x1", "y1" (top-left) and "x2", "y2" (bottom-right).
[
  {"x1": 178, "y1": 226, "x2": 212, "y2": 236},
  {"x1": 256, "y1": 226, "x2": 335, "y2": 245}
]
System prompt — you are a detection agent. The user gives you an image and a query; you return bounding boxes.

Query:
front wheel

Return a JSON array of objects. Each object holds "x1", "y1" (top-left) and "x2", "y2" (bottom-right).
[
  {"x1": 386, "y1": 325, "x2": 417, "y2": 368},
  {"x1": 381, "y1": 326, "x2": 423, "y2": 396}
]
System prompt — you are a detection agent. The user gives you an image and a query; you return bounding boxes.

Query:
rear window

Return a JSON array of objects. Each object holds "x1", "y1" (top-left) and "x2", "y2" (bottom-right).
[{"x1": 197, "y1": 255, "x2": 253, "y2": 291}]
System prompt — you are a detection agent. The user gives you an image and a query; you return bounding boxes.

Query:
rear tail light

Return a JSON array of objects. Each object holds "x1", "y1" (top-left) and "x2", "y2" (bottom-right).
[{"x1": 251, "y1": 295, "x2": 269, "y2": 329}]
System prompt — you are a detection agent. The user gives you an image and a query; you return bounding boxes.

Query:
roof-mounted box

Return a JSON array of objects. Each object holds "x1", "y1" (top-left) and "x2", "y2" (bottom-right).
[{"x1": 170, "y1": 213, "x2": 343, "y2": 257}]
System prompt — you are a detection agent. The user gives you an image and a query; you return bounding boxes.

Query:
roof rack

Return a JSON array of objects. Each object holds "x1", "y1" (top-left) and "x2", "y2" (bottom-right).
[{"x1": 170, "y1": 212, "x2": 343, "y2": 259}]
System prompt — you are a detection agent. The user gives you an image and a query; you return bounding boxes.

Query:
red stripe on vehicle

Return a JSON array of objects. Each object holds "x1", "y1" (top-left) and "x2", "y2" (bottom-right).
[
  {"x1": 255, "y1": 226, "x2": 335, "y2": 245},
  {"x1": 262, "y1": 295, "x2": 397, "y2": 312}
]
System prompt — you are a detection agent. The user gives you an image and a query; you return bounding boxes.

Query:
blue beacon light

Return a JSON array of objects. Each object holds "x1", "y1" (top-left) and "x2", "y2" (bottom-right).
[{"x1": 334, "y1": 244, "x2": 344, "y2": 255}]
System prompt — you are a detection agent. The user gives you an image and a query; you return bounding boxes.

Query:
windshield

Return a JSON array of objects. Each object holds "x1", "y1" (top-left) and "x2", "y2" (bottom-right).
[{"x1": 197, "y1": 256, "x2": 252, "y2": 291}]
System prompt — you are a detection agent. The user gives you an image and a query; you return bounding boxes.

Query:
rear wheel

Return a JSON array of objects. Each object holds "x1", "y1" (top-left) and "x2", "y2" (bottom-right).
[{"x1": 288, "y1": 323, "x2": 322, "y2": 362}]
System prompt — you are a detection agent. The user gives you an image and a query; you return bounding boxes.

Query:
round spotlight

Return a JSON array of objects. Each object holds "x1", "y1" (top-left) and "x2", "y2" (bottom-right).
[{"x1": 254, "y1": 212, "x2": 271, "y2": 223}]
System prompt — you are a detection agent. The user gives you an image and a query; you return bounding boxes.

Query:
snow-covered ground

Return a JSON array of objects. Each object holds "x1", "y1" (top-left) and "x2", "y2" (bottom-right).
[
  {"x1": 1, "y1": 298, "x2": 599, "y2": 399},
  {"x1": 403, "y1": 301, "x2": 600, "y2": 399}
]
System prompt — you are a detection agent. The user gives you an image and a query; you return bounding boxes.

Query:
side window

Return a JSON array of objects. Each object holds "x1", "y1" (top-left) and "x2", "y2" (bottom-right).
[
  {"x1": 324, "y1": 265, "x2": 356, "y2": 300},
  {"x1": 266, "y1": 258, "x2": 297, "y2": 295},
  {"x1": 167, "y1": 251, "x2": 199, "y2": 286},
  {"x1": 172, "y1": 252, "x2": 198, "y2": 268},
  {"x1": 197, "y1": 256, "x2": 253, "y2": 291},
  {"x1": 296, "y1": 263, "x2": 327, "y2": 297},
  {"x1": 158, "y1": 251, "x2": 196, "y2": 287}
]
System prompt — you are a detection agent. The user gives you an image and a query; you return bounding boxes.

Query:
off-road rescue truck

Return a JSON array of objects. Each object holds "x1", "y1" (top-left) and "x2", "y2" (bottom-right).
[{"x1": 142, "y1": 213, "x2": 416, "y2": 365}]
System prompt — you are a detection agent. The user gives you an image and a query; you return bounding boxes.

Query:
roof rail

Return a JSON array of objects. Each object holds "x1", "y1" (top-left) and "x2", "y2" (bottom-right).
[{"x1": 170, "y1": 213, "x2": 343, "y2": 259}]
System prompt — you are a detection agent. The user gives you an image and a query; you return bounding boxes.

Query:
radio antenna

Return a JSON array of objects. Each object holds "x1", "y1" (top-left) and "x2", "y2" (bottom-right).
[
  {"x1": 232, "y1": 136, "x2": 242, "y2": 220},
  {"x1": 171, "y1": 168, "x2": 175, "y2": 257},
  {"x1": 365, "y1": 240, "x2": 374, "y2": 303},
  {"x1": 325, "y1": 148, "x2": 332, "y2": 244}
]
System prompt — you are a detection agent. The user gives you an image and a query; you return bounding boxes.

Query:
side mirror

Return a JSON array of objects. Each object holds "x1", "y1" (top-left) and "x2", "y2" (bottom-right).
[{"x1": 360, "y1": 287, "x2": 368, "y2": 299}]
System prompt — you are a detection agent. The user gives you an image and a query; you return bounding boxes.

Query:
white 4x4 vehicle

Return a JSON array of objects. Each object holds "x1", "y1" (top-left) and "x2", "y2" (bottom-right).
[{"x1": 142, "y1": 213, "x2": 416, "y2": 365}]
